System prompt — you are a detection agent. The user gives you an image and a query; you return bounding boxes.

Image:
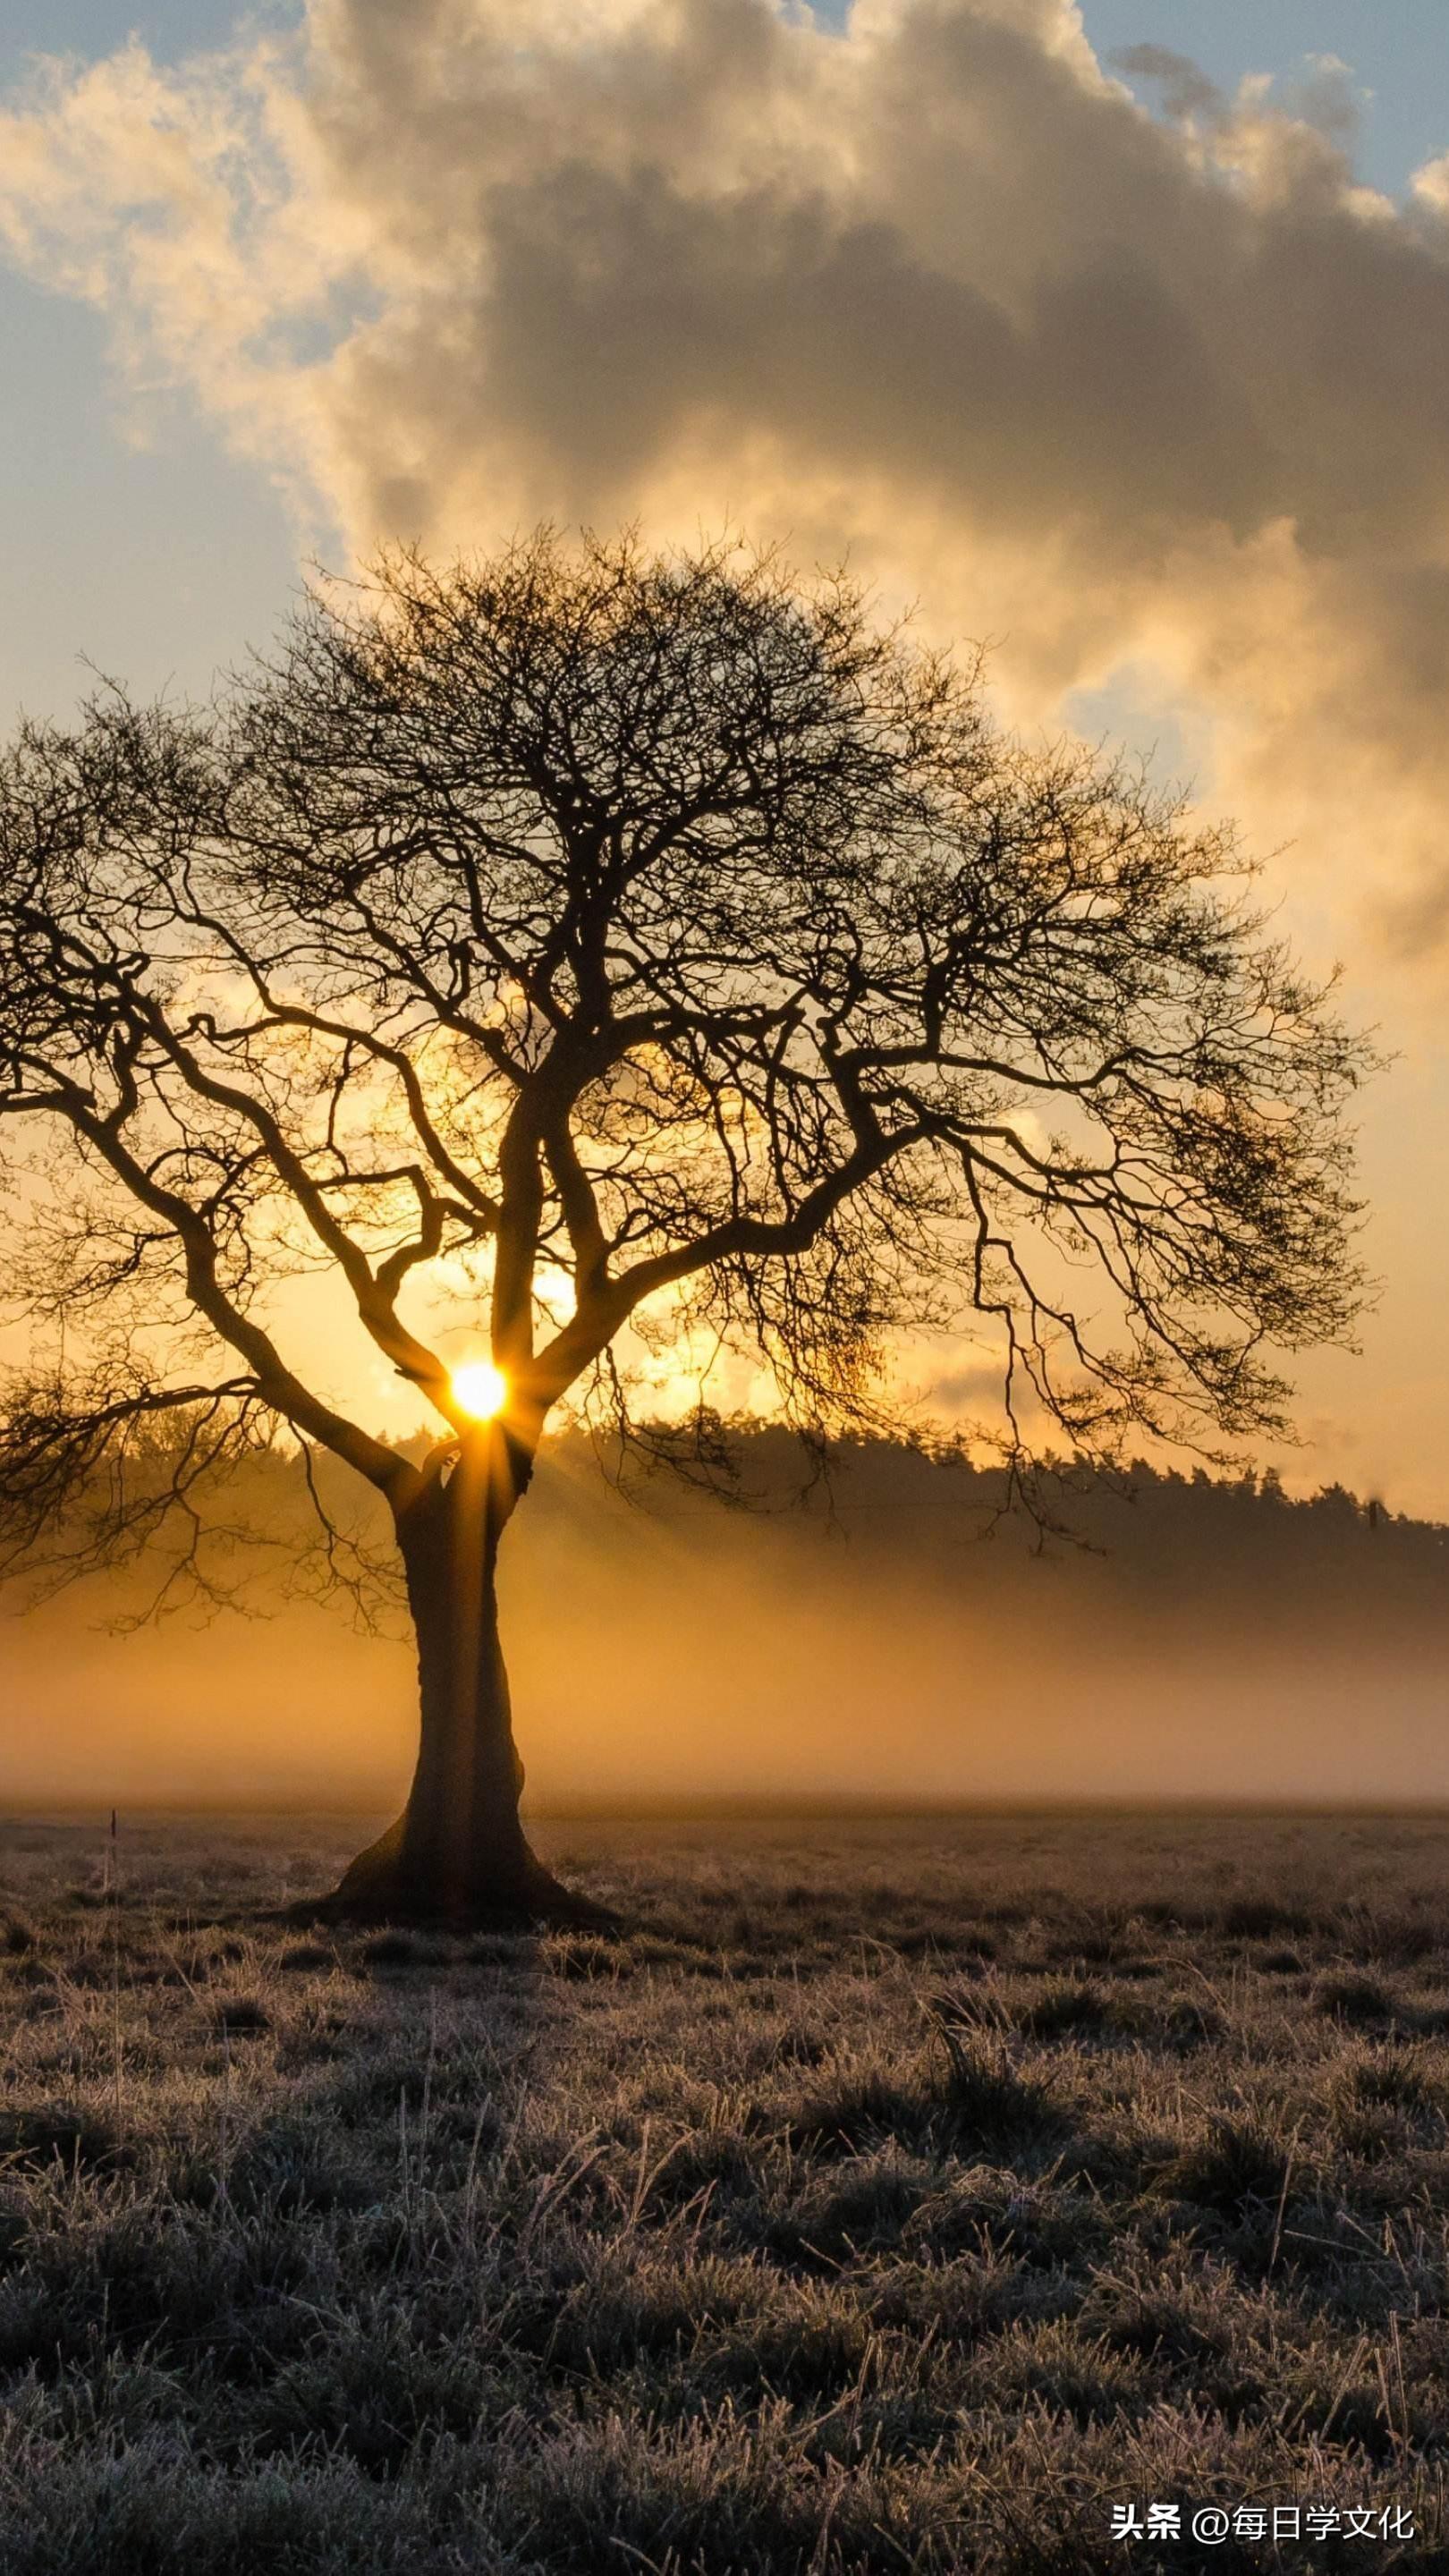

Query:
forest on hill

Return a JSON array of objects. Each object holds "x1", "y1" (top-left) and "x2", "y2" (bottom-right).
[{"x1": 3, "y1": 1432, "x2": 1445, "y2": 1813}]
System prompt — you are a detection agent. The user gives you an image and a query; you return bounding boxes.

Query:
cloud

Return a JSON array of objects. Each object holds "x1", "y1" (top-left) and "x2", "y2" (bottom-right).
[
  {"x1": 1109, "y1": 42, "x2": 1223, "y2": 124},
  {"x1": 6, "y1": 0, "x2": 1449, "y2": 941}
]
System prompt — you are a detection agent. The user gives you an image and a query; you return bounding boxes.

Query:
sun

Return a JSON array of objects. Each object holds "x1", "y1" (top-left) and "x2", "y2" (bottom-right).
[{"x1": 451, "y1": 1360, "x2": 509, "y2": 1420}]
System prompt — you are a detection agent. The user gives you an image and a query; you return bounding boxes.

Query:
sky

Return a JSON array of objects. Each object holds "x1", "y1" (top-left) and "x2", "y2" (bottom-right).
[{"x1": 5, "y1": 1, "x2": 1449, "y2": 1513}]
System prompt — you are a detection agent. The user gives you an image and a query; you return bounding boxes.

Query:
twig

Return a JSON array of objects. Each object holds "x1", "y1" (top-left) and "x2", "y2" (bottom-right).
[{"x1": 1268, "y1": 2122, "x2": 1301, "y2": 2274}]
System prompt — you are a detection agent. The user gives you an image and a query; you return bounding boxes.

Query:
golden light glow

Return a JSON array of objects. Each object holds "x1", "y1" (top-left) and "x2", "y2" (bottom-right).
[{"x1": 451, "y1": 1360, "x2": 508, "y2": 1419}]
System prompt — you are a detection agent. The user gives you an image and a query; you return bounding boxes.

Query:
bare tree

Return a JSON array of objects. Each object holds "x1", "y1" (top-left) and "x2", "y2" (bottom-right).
[{"x1": 0, "y1": 532, "x2": 1372, "y2": 1922}]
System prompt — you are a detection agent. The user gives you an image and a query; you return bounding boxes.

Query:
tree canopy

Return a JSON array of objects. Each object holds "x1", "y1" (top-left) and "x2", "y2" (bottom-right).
[
  {"x1": 0, "y1": 530, "x2": 1371, "y2": 1603},
  {"x1": 0, "y1": 529, "x2": 1377, "y2": 1916}
]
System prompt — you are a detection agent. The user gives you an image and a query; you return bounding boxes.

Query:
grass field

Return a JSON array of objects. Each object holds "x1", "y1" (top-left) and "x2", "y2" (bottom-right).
[{"x1": 2, "y1": 1810, "x2": 1448, "y2": 2572}]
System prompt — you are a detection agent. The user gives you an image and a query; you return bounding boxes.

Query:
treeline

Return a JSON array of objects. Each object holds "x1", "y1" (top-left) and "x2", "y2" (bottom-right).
[
  {"x1": 5, "y1": 1427, "x2": 1446, "y2": 1810},
  {"x1": 13, "y1": 1422, "x2": 1443, "y2": 1634},
  {"x1": 522, "y1": 1429, "x2": 1445, "y2": 1638}
]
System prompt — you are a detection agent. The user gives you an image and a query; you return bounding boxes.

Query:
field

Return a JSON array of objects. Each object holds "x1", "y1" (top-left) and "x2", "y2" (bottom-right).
[{"x1": 2, "y1": 1811, "x2": 1448, "y2": 2572}]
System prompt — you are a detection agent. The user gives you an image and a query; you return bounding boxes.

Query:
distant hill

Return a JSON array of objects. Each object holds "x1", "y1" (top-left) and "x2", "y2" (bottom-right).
[{"x1": 2, "y1": 1430, "x2": 1446, "y2": 1810}]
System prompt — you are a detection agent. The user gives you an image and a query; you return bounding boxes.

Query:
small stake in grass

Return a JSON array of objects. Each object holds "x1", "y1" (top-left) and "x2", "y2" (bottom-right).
[
  {"x1": 109, "y1": 1808, "x2": 123, "y2": 2140},
  {"x1": 217, "y1": 2024, "x2": 232, "y2": 2218},
  {"x1": 419, "y1": 1996, "x2": 437, "y2": 2175}
]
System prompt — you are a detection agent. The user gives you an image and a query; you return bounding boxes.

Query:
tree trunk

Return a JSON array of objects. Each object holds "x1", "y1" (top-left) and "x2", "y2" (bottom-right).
[{"x1": 315, "y1": 1425, "x2": 596, "y2": 1927}]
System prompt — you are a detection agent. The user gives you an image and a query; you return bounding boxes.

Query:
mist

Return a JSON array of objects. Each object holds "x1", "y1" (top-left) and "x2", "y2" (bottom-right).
[{"x1": 3, "y1": 1436, "x2": 1445, "y2": 1814}]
